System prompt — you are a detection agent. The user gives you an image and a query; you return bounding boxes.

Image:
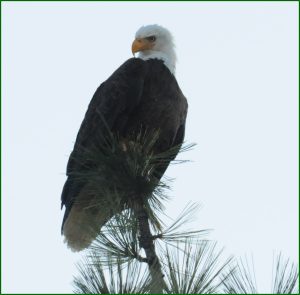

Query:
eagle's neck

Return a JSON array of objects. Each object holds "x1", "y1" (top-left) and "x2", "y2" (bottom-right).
[{"x1": 138, "y1": 50, "x2": 176, "y2": 74}]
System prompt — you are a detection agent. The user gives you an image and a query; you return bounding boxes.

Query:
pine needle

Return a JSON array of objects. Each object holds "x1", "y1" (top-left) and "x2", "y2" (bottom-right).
[
  {"x1": 272, "y1": 253, "x2": 299, "y2": 294},
  {"x1": 222, "y1": 255, "x2": 258, "y2": 294},
  {"x1": 69, "y1": 127, "x2": 193, "y2": 233},
  {"x1": 73, "y1": 256, "x2": 151, "y2": 294},
  {"x1": 158, "y1": 202, "x2": 210, "y2": 243},
  {"x1": 222, "y1": 253, "x2": 299, "y2": 294},
  {"x1": 88, "y1": 210, "x2": 142, "y2": 265},
  {"x1": 161, "y1": 240, "x2": 233, "y2": 294}
]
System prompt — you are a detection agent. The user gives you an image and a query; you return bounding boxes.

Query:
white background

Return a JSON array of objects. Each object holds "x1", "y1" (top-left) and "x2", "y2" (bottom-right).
[{"x1": 2, "y1": 2, "x2": 298, "y2": 293}]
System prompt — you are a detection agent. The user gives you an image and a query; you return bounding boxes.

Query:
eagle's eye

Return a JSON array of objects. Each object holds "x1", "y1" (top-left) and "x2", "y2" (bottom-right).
[{"x1": 147, "y1": 36, "x2": 156, "y2": 42}]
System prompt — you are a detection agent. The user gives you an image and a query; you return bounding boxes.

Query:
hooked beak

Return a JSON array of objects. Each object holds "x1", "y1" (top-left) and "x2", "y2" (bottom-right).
[{"x1": 131, "y1": 38, "x2": 151, "y2": 56}]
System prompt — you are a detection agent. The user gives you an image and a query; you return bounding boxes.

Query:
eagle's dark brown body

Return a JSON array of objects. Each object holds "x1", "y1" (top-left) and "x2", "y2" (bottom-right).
[{"x1": 61, "y1": 58, "x2": 187, "y2": 251}]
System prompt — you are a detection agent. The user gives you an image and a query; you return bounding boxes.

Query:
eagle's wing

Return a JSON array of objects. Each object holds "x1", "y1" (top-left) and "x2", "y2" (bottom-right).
[
  {"x1": 61, "y1": 59, "x2": 148, "y2": 236},
  {"x1": 154, "y1": 121, "x2": 187, "y2": 181}
]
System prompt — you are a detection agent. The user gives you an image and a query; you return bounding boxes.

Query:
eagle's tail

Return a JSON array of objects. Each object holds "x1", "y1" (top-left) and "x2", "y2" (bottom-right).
[
  {"x1": 62, "y1": 204, "x2": 107, "y2": 252},
  {"x1": 61, "y1": 185, "x2": 118, "y2": 252}
]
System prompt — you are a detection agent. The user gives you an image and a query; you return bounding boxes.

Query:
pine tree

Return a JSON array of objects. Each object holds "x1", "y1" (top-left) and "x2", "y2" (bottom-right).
[{"x1": 69, "y1": 128, "x2": 298, "y2": 294}]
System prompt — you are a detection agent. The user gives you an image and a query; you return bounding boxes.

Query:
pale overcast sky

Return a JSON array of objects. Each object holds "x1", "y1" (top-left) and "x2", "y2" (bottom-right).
[{"x1": 2, "y1": 2, "x2": 298, "y2": 293}]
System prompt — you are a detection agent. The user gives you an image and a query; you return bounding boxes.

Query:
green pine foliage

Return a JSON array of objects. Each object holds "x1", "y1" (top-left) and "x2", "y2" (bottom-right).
[{"x1": 70, "y1": 126, "x2": 298, "y2": 294}]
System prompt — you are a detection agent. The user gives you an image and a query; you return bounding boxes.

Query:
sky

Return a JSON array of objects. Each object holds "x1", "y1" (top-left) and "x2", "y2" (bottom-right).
[{"x1": 2, "y1": 1, "x2": 298, "y2": 293}]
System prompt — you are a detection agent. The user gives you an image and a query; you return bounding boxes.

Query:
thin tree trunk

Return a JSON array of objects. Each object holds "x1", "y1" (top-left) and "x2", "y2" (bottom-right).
[{"x1": 135, "y1": 199, "x2": 166, "y2": 293}]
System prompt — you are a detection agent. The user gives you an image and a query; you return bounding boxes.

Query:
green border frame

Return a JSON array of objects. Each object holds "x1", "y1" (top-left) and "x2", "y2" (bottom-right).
[{"x1": 0, "y1": 0, "x2": 298, "y2": 294}]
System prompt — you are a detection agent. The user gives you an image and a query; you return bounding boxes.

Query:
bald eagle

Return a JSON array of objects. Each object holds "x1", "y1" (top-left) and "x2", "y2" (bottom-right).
[{"x1": 61, "y1": 25, "x2": 188, "y2": 251}]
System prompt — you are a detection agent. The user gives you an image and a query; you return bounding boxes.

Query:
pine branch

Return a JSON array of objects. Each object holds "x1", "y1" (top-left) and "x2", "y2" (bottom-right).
[{"x1": 134, "y1": 198, "x2": 167, "y2": 293}]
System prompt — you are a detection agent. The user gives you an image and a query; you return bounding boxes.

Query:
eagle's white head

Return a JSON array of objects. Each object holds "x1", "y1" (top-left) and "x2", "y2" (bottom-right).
[{"x1": 132, "y1": 24, "x2": 176, "y2": 74}]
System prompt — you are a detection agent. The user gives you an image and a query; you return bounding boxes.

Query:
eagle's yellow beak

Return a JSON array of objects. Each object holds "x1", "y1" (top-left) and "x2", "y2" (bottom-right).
[{"x1": 131, "y1": 38, "x2": 152, "y2": 55}]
